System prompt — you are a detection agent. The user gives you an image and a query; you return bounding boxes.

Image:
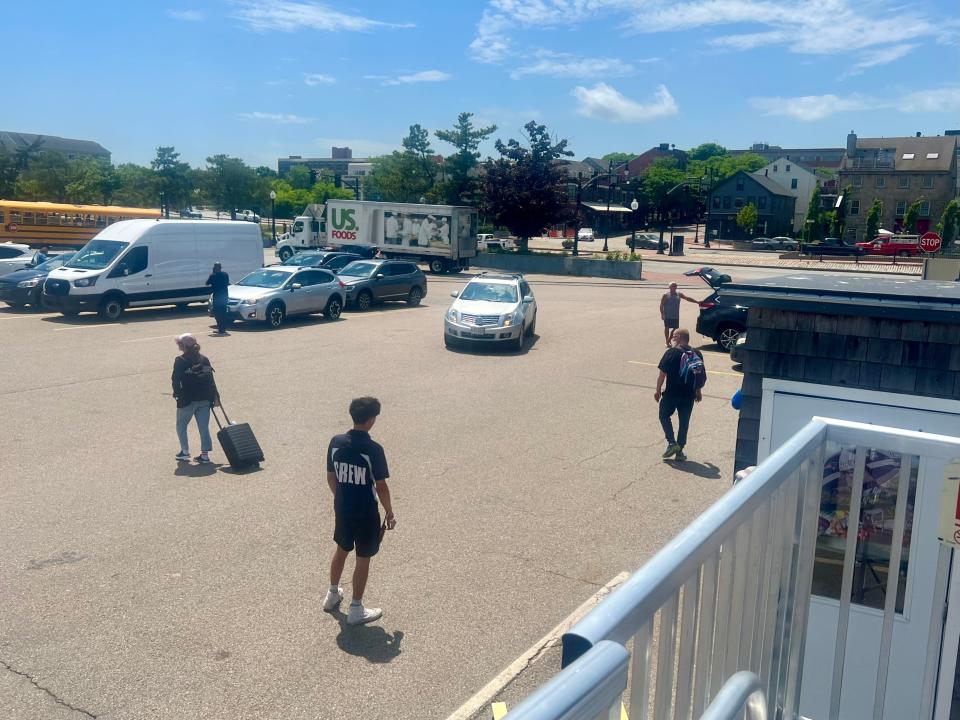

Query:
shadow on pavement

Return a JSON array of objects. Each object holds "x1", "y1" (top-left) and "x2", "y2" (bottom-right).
[
  {"x1": 219, "y1": 463, "x2": 264, "y2": 476},
  {"x1": 331, "y1": 609, "x2": 404, "y2": 663},
  {"x1": 445, "y1": 333, "x2": 540, "y2": 356},
  {"x1": 41, "y1": 304, "x2": 208, "y2": 325},
  {"x1": 664, "y1": 459, "x2": 722, "y2": 479},
  {"x1": 174, "y1": 462, "x2": 222, "y2": 478}
]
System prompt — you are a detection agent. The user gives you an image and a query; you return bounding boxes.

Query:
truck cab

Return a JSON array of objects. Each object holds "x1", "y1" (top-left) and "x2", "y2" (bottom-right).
[{"x1": 276, "y1": 205, "x2": 326, "y2": 261}]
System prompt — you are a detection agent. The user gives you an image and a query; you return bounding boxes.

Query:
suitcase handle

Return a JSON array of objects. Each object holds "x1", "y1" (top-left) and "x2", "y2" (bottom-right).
[{"x1": 210, "y1": 402, "x2": 232, "y2": 429}]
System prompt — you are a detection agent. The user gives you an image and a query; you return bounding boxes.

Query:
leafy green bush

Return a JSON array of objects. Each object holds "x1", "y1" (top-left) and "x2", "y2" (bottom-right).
[{"x1": 604, "y1": 251, "x2": 642, "y2": 262}]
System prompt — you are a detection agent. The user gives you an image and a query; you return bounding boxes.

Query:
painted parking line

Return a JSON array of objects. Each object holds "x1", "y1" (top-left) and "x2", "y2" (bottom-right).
[
  {"x1": 628, "y1": 359, "x2": 742, "y2": 377},
  {"x1": 0, "y1": 313, "x2": 60, "y2": 321},
  {"x1": 54, "y1": 324, "x2": 122, "y2": 332}
]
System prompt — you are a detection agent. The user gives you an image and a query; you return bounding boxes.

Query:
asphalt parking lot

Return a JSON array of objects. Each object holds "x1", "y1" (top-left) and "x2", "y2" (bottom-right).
[{"x1": 1, "y1": 269, "x2": 743, "y2": 719}]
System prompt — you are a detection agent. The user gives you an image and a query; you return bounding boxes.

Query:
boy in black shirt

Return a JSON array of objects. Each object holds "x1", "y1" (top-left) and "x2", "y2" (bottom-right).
[
  {"x1": 323, "y1": 397, "x2": 396, "y2": 625},
  {"x1": 206, "y1": 263, "x2": 231, "y2": 336},
  {"x1": 654, "y1": 328, "x2": 704, "y2": 461}
]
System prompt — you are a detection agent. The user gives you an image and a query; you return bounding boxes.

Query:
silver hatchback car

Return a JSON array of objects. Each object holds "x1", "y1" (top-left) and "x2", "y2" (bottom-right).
[
  {"x1": 224, "y1": 266, "x2": 345, "y2": 328},
  {"x1": 444, "y1": 272, "x2": 537, "y2": 351}
]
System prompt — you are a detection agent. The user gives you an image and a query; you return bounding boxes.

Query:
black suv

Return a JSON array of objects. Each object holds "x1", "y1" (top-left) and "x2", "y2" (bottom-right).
[
  {"x1": 684, "y1": 266, "x2": 747, "y2": 352},
  {"x1": 337, "y1": 259, "x2": 428, "y2": 311}
]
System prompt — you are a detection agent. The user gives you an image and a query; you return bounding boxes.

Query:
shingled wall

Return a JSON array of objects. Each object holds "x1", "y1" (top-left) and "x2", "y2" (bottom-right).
[{"x1": 734, "y1": 306, "x2": 960, "y2": 471}]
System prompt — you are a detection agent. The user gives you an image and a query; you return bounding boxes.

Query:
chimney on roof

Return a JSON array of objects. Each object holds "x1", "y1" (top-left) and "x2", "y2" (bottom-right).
[
  {"x1": 846, "y1": 131, "x2": 857, "y2": 155},
  {"x1": 916, "y1": 132, "x2": 921, "y2": 137},
  {"x1": 658, "y1": 143, "x2": 670, "y2": 151}
]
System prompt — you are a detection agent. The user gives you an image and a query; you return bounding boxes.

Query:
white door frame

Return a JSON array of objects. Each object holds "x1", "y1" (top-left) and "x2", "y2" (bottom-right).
[{"x1": 758, "y1": 378, "x2": 960, "y2": 719}]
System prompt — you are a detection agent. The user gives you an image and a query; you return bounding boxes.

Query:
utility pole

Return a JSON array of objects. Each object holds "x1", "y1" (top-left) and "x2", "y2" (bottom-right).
[{"x1": 573, "y1": 173, "x2": 583, "y2": 257}]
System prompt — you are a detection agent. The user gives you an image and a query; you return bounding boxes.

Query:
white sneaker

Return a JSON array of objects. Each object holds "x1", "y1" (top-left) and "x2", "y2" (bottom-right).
[
  {"x1": 322, "y1": 586, "x2": 343, "y2": 612},
  {"x1": 347, "y1": 602, "x2": 382, "y2": 625}
]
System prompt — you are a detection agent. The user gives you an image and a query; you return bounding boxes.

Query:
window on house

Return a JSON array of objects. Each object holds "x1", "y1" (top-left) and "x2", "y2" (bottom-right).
[
  {"x1": 895, "y1": 201, "x2": 906, "y2": 216},
  {"x1": 922, "y1": 176, "x2": 934, "y2": 189},
  {"x1": 926, "y1": 153, "x2": 939, "y2": 159},
  {"x1": 786, "y1": 164, "x2": 791, "y2": 172},
  {"x1": 736, "y1": 178, "x2": 744, "y2": 191},
  {"x1": 875, "y1": 177, "x2": 886, "y2": 188},
  {"x1": 712, "y1": 196, "x2": 720, "y2": 209},
  {"x1": 773, "y1": 164, "x2": 778, "y2": 172},
  {"x1": 747, "y1": 196, "x2": 756, "y2": 207},
  {"x1": 723, "y1": 196, "x2": 731, "y2": 209},
  {"x1": 758, "y1": 196, "x2": 768, "y2": 209},
  {"x1": 735, "y1": 198, "x2": 744, "y2": 208},
  {"x1": 920, "y1": 202, "x2": 930, "y2": 217},
  {"x1": 898, "y1": 176, "x2": 910, "y2": 188},
  {"x1": 791, "y1": 178, "x2": 798, "y2": 189},
  {"x1": 850, "y1": 200, "x2": 860, "y2": 216},
  {"x1": 852, "y1": 176, "x2": 863, "y2": 187},
  {"x1": 901, "y1": 153, "x2": 915, "y2": 160}
]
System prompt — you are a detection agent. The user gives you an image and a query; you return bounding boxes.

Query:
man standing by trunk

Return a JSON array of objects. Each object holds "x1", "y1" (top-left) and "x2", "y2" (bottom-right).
[
  {"x1": 323, "y1": 397, "x2": 396, "y2": 625},
  {"x1": 654, "y1": 328, "x2": 705, "y2": 462},
  {"x1": 206, "y1": 262, "x2": 230, "y2": 336},
  {"x1": 659, "y1": 282, "x2": 697, "y2": 347}
]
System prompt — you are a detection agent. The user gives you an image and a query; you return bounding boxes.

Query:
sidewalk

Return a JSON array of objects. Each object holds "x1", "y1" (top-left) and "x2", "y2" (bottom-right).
[{"x1": 529, "y1": 235, "x2": 922, "y2": 276}]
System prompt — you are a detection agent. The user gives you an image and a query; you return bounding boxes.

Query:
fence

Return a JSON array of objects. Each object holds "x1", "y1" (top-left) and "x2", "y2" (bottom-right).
[{"x1": 504, "y1": 418, "x2": 960, "y2": 720}]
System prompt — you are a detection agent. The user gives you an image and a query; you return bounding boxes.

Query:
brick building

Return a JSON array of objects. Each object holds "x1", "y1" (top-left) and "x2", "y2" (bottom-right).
[{"x1": 838, "y1": 132, "x2": 959, "y2": 241}]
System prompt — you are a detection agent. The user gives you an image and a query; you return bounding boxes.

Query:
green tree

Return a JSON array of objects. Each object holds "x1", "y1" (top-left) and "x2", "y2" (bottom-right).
[
  {"x1": 311, "y1": 180, "x2": 353, "y2": 205},
  {"x1": 268, "y1": 180, "x2": 312, "y2": 218},
  {"x1": 736, "y1": 203, "x2": 759, "y2": 236},
  {"x1": 483, "y1": 121, "x2": 573, "y2": 252},
  {"x1": 688, "y1": 143, "x2": 727, "y2": 161},
  {"x1": 435, "y1": 112, "x2": 497, "y2": 205},
  {"x1": 831, "y1": 185, "x2": 852, "y2": 238},
  {"x1": 200, "y1": 154, "x2": 263, "y2": 217},
  {"x1": 402, "y1": 123, "x2": 436, "y2": 183},
  {"x1": 601, "y1": 152, "x2": 634, "y2": 167},
  {"x1": 0, "y1": 153, "x2": 18, "y2": 198},
  {"x1": 17, "y1": 152, "x2": 71, "y2": 201},
  {"x1": 904, "y1": 198, "x2": 925, "y2": 233},
  {"x1": 641, "y1": 157, "x2": 686, "y2": 229},
  {"x1": 805, "y1": 184, "x2": 823, "y2": 241},
  {"x1": 286, "y1": 165, "x2": 313, "y2": 190},
  {"x1": 112, "y1": 163, "x2": 159, "y2": 208},
  {"x1": 938, "y1": 199, "x2": 960, "y2": 247},
  {"x1": 256, "y1": 166, "x2": 277, "y2": 178},
  {"x1": 865, "y1": 199, "x2": 883, "y2": 242},
  {"x1": 151, "y1": 146, "x2": 192, "y2": 212}
]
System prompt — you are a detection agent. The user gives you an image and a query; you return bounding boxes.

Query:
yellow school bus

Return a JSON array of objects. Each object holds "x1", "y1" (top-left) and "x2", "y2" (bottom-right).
[{"x1": 0, "y1": 200, "x2": 162, "y2": 247}]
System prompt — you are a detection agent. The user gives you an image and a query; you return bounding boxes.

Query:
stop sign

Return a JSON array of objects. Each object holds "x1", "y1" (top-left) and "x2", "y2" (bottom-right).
[{"x1": 920, "y1": 231, "x2": 942, "y2": 253}]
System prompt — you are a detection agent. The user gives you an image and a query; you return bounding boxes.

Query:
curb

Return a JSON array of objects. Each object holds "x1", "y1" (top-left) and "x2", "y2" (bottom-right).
[
  {"x1": 444, "y1": 571, "x2": 631, "y2": 720},
  {"x1": 639, "y1": 254, "x2": 922, "y2": 276}
]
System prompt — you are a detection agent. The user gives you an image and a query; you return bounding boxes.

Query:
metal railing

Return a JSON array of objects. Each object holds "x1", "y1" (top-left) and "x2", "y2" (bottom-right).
[
  {"x1": 700, "y1": 672, "x2": 767, "y2": 720},
  {"x1": 504, "y1": 641, "x2": 630, "y2": 720},
  {"x1": 508, "y1": 417, "x2": 960, "y2": 720}
]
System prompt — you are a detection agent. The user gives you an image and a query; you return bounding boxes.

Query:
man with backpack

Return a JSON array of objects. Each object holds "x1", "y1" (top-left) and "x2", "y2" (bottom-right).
[{"x1": 654, "y1": 328, "x2": 705, "y2": 462}]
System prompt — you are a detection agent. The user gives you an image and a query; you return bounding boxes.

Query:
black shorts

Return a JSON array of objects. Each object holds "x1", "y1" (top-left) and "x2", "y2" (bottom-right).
[
  {"x1": 664, "y1": 318, "x2": 679, "y2": 330},
  {"x1": 334, "y1": 510, "x2": 382, "y2": 557}
]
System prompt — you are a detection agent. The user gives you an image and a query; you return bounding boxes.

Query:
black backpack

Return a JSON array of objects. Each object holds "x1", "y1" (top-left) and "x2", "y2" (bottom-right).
[{"x1": 181, "y1": 359, "x2": 216, "y2": 400}]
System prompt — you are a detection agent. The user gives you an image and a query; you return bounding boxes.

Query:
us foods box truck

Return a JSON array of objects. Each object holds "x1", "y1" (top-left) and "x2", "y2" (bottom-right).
[{"x1": 275, "y1": 200, "x2": 478, "y2": 273}]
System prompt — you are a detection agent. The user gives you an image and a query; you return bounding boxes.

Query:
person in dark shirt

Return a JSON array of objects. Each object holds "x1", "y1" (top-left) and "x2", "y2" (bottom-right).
[
  {"x1": 171, "y1": 333, "x2": 220, "y2": 464},
  {"x1": 206, "y1": 262, "x2": 231, "y2": 336},
  {"x1": 323, "y1": 396, "x2": 396, "y2": 625},
  {"x1": 654, "y1": 328, "x2": 704, "y2": 462}
]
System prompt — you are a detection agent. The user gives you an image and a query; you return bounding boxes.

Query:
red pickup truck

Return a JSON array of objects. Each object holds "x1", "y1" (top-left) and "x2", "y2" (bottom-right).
[{"x1": 855, "y1": 235, "x2": 921, "y2": 257}]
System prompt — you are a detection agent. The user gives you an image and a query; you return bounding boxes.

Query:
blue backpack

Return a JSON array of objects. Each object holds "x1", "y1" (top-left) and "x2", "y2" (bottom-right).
[{"x1": 679, "y1": 348, "x2": 707, "y2": 390}]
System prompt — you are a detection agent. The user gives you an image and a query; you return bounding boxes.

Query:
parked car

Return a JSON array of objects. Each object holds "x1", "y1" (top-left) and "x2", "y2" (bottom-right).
[
  {"x1": 0, "y1": 243, "x2": 38, "y2": 277},
  {"x1": 478, "y1": 233, "x2": 515, "y2": 251},
  {"x1": 0, "y1": 252, "x2": 75, "y2": 308},
  {"x1": 444, "y1": 272, "x2": 537, "y2": 351},
  {"x1": 223, "y1": 266, "x2": 344, "y2": 328},
  {"x1": 235, "y1": 209, "x2": 261, "y2": 223},
  {"x1": 337, "y1": 259, "x2": 427, "y2": 311},
  {"x1": 577, "y1": 228, "x2": 595, "y2": 242},
  {"x1": 730, "y1": 334, "x2": 747, "y2": 365},
  {"x1": 179, "y1": 208, "x2": 202, "y2": 219},
  {"x1": 802, "y1": 237, "x2": 866, "y2": 257},
  {"x1": 855, "y1": 234, "x2": 921, "y2": 257},
  {"x1": 624, "y1": 232, "x2": 661, "y2": 250},
  {"x1": 752, "y1": 236, "x2": 797, "y2": 251},
  {"x1": 281, "y1": 250, "x2": 364, "y2": 272},
  {"x1": 684, "y1": 266, "x2": 747, "y2": 352},
  {"x1": 327, "y1": 243, "x2": 379, "y2": 259}
]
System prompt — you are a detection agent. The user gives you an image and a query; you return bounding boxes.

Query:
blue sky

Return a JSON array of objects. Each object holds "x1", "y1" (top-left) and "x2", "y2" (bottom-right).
[{"x1": 6, "y1": 0, "x2": 959, "y2": 168}]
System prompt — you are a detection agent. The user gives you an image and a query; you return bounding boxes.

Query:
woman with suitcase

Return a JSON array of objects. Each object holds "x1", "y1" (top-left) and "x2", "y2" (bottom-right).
[{"x1": 171, "y1": 333, "x2": 219, "y2": 464}]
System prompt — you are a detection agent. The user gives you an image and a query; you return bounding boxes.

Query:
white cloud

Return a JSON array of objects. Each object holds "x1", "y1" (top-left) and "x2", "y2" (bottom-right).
[
  {"x1": 240, "y1": 112, "x2": 313, "y2": 124},
  {"x1": 510, "y1": 51, "x2": 635, "y2": 79},
  {"x1": 899, "y1": 86, "x2": 960, "y2": 113},
  {"x1": 841, "y1": 43, "x2": 917, "y2": 77},
  {"x1": 167, "y1": 8, "x2": 204, "y2": 21},
  {"x1": 749, "y1": 93, "x2": 871, "y2": 121},
  {"x1": 303, "y1": 73, "x2": 335, "y2": 86},
  {"x1": 571, "y1": 83, "x2": 678, "y2": 122},
  {"x1": 370, "y1": 70, "x2": 453, "y2": 86},
  {"x1": 472, "y1": 0, "x2": 946, "y2": 66},
  {"x1": 232, "y1": 1, "x2": 413, "y2": 32}
]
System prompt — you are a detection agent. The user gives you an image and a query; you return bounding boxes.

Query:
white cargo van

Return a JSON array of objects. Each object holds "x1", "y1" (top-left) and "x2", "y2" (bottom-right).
[{"x1": 43, "y1": 220, "x2": 263, "y2": 320}]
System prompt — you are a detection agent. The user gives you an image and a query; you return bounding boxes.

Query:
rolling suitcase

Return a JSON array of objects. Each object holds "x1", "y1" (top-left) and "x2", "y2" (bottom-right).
[{"x1": 211, "y1": 404, "x2": 264, "y2": 470}]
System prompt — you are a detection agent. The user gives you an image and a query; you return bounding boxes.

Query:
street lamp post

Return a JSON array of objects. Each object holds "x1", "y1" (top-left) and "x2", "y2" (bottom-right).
[
  {"x1": 630, "y1": 198, "x2": 639, "y2": 253},
  {"x1": 269, "y1": 190, "x2": 277, "y2": 245},
  {"x1": 159, "y1": 190, "x2": 166, "y2": 219},
  {"x1": 573, "y1": 172, "x2": 583, "y2": 257},
  {"x1": 603, "y1": 159, "x2": 613, "y2": 252}
]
